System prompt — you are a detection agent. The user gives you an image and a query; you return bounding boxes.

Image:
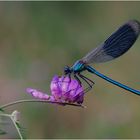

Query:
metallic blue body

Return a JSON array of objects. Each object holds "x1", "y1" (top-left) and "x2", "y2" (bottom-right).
[
  {"x1": 71, "y1": 61, "x2": 140, "y2": 95},
  {"x1": 86, "y1": 65, "x2": 140, "y2": 95}
]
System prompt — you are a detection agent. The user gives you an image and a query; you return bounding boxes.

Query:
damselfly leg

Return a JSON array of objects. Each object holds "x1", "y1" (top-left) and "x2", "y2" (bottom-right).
[
  {"x1": 78, "y1": 73, "x2": 95, "y2": 93},
  {"x1": 74, "y1": 73, "x2": 95, "y2": 93}
]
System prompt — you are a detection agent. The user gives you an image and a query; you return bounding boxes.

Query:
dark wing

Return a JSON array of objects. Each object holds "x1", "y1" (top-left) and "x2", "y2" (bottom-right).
[{"x1": 81, "y1": 20, "x2": 140, "y2": 64}]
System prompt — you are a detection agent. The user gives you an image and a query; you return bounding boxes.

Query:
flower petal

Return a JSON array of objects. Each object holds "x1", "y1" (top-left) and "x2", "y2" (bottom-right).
[
  {"x1": 61, "y1": 76, "x2": 70, "y2": 93},
  {"x1": 50, "y1": 75, "x2": 62, "y2": 99},
  {"x1": 26, "y1": 88, "x2": 50, "y2": 100}
]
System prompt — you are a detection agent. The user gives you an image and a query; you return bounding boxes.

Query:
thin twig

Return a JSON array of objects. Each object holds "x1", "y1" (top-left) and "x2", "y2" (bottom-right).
[
  {"x1": 0, "y1": 113, "x2": 24, "y2": 139},
  {"x1": 0, "y1": 99, "x2": 86, "y2": 110},
  {"x1": 10, "y1": 116, "x2": 24, "y2": 140}
]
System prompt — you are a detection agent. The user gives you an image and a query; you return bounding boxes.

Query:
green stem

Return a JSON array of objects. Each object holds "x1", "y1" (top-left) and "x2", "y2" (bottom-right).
[
  {"x1": 10, "y1": 116, "x2": 24, "y2": 140},
  {"x1": 0, "y1": 113, "x2": 11, "y2": 117},
  {"x1": 0, "y1": 99, "x2": 85, "y2": 110},
  {"x1": 0, "y1": 113, "x2": 23, "y2": 139}
]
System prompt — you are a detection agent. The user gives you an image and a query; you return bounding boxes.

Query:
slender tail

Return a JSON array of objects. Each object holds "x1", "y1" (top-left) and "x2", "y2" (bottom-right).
[{"x1": 86, "y1": 65, "x2": 140, "y2": 96}]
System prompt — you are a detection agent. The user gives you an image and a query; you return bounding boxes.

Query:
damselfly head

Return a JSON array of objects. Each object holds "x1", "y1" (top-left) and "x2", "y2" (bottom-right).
[{"x1": 64, "y1": 65, "x2": 72, "y2": 75}]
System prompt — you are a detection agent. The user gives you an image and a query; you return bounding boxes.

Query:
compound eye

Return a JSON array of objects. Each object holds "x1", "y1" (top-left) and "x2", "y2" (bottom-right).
[
  {"x1": 64, "y1": 66, "x2": 71, "y2": 74},
  {"x1": 64, "y1": 65, "x2": 69, "y2": 70}
]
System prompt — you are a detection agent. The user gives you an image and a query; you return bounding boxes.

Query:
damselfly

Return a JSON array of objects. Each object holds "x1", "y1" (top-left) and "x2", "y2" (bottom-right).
[{"x1": 64, "y1": 20, "x2": 140, "y2": 95}]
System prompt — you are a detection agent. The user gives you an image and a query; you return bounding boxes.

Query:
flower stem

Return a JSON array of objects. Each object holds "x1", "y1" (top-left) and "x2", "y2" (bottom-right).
[
  {"x1": 0, "y1": 99, "x2": 85, "y2": 110},
  {"x1": 0, "y1": 113, "x2": 24, "y2": 139},
  {"x1": 10, "y1": 116, "x2": 24, "y2": 140}
]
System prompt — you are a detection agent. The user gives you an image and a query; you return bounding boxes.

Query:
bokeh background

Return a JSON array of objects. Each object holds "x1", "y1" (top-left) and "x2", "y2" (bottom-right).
[{"x1": 0, "y1": 1, "x2": 140, "y2": 139}]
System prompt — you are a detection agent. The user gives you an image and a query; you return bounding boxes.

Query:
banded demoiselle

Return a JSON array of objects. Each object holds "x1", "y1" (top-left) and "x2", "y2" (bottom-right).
[{"x1": 64, "y1": 20, "x2": 140, "y2": 96}]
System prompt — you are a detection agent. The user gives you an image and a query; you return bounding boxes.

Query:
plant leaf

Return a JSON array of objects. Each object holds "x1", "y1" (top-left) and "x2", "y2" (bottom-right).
[{"x1": 0, "y1": 129, "x2": 7, "y2": 135}]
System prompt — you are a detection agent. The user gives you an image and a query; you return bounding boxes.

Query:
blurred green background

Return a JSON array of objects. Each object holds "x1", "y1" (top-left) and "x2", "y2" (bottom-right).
[{"x1": 1, "y1": 1, "x2": 140, "y2": 139}]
